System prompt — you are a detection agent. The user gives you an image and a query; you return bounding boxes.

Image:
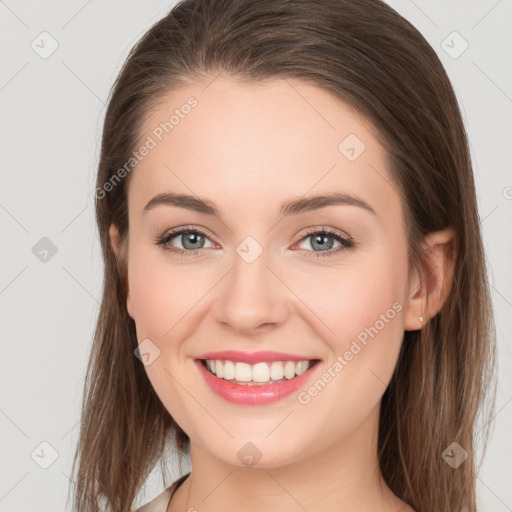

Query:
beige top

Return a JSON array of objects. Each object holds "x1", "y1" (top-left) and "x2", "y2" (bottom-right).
[{"x1": 134, "y1": 473, "x2": 190, "y2": 512}]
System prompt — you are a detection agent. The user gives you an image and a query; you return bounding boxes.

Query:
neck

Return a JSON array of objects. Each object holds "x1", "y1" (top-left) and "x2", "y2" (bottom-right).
[{"x1": 169, "y1": 403, "x2": 411, "y2": 512}]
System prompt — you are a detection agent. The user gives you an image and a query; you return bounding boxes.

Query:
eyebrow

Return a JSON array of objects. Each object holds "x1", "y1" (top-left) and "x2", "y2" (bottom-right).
[{"x1": 143, "y1": 191, "x2": 377, "y2": 218}]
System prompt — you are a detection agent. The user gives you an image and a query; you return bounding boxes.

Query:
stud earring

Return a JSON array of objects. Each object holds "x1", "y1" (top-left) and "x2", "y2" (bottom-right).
[{"x1": 419, "y1": 316, "x2": 424, "y2": 323}]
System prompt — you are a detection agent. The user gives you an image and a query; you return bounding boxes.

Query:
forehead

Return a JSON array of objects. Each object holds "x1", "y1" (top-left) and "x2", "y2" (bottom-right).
[{"x1": 129, "y1": 75, "x2": 400, "y2": 224}]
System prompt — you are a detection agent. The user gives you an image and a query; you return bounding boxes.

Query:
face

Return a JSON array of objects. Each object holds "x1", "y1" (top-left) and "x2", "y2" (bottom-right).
[{"x1": 113, "y1": 75, "x2": 417, "y2": 468}]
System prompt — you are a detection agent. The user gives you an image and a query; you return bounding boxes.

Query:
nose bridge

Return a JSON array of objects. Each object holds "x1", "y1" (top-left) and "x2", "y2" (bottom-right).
[{"x1": 213, "y1": 237, "x2": 289, "y2": 333}]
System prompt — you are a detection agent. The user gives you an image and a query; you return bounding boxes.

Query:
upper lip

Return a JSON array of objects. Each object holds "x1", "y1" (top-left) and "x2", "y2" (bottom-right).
[{"x1": 196, "y1": 350, "x2": 320, "y2": 365}]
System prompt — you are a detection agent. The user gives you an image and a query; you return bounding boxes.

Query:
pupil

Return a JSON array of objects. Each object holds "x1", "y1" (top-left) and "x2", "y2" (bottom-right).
[
  {"x1": 184, "y1": 232, "x2": 202, "y2": 249},
  {"x1": 313, "y1": 234, "x2": 333, "y2": 250}
]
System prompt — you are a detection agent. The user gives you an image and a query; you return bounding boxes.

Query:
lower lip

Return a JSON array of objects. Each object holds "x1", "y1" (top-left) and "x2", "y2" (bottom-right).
[{"x1": 195, "y1": 359, "x2": 320, "y2": 405}]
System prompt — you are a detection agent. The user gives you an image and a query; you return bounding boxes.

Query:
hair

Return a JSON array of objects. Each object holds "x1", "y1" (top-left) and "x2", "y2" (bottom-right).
[{"x1": 69, "y1": 1, "x2": 497, "y2": 511}]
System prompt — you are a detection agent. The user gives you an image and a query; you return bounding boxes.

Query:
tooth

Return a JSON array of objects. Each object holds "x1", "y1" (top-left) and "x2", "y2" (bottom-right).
[
  {"x1": 235, "y1": 362, "x2": 252, "y2": 381},
  {"x1": 270, "y1": 361, "x2": 284, "y2": 380},
  {"x1": 252, "y1": 362, "x2": 271, "y2": 383},
  {"x1": 295, "y1": 360, "x2": 309, "y2": 375},
  {"x1": 223, "y1": 360, "x2": 235, "y2": 380},
  {"x1": 205, "y1": 359, "x2": 314, "y2": 382},
  {"x1": 284, "y1": 361, "x2": 296, "y2": 379}
]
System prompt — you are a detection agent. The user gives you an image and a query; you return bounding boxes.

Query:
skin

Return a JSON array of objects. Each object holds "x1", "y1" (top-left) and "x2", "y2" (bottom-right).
[{"x1": 110, "y1": 74, "x2": 455, "y2": 512}]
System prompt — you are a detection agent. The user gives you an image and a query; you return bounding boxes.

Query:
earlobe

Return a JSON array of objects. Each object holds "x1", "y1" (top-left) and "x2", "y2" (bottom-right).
[
  {"x1": 109, "y1": 223, "x2": 121, "y2": 260},
  {"x1": 403, "y1": 226, "x2": 457, "y2": 331}
]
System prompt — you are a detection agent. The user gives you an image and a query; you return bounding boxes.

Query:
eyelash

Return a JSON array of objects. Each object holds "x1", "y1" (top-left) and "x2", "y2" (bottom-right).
[{"x1": 153, "y1": 225, "x2": 355, "y2": 259}]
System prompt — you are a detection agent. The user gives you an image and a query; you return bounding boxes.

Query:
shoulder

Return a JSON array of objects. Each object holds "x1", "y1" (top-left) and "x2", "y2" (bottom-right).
[
  {"x1": 133, "y1": 486, "x2": 172, "y2": 512},
  {"x1": 132, "y1": 473, "x2": 190, "y2": 512}
]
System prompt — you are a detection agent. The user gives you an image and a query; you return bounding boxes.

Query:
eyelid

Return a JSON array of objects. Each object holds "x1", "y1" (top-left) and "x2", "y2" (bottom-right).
[
  {"x1": 155, "y1": 225, "x2": 355, "y2": 258},
  {"x1": 295, "y1": 225, "x2": 353, "y2": 244}
]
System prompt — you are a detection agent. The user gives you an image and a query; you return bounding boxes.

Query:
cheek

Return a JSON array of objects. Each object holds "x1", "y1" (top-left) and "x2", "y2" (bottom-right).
[
  {"x1": 288, "y1": 244, "x2": 408, "y2": 370},
  {"x1": 126, "y1": 244, "x2": 215, "y2": 340}
]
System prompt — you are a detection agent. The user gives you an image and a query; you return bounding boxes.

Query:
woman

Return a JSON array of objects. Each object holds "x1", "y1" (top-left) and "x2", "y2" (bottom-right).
[{"x1": 70, "y1": 1, "x2": 497, "y2": 511}]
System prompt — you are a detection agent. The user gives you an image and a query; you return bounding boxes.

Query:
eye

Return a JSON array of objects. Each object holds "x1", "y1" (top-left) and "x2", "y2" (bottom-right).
[
  {"x1": 294, "y1": 226, "x2": 355, "y2": 259},
  {"x1": 153, "y1": 226, "x2": 215, "y2": 257},
  {"x1": 153, "y1": 225, "x2": 355, "y2": 259}
]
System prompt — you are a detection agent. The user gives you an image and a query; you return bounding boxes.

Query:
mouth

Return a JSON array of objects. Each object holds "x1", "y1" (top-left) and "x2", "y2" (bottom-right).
[
  {"x1": 197, "y1": 358, "x2": 321, "y2": 385},
  {"x1": 194, "y1": 357, "x2": 322, "y2": 405}
]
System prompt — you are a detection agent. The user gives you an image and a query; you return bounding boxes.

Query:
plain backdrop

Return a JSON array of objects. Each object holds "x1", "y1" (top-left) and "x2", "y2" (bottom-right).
[{"x1": 0, "y1": 1, "x2": 511, "y2": 511}]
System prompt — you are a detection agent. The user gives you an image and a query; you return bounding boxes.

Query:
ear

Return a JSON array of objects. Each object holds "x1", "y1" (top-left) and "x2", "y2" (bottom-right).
[
  {"x1": 109, "y1": 223, "x2": 134, "y2": 320},
  {"x1": 403, "y1": 226, "x2": 457, "y2": 331}
]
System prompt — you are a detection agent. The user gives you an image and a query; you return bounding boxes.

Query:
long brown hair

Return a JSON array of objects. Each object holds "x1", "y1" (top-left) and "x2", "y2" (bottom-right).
[{"x1": 70, "y1": 1, "x2": 497, "y2": 511}]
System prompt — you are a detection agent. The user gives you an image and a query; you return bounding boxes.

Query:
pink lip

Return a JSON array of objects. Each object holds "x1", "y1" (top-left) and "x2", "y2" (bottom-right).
[
  {"x1": 195, "y1": 350, "x2": 319, "y2": 364},
  {"x1": 194, "y1": 359, "x2": 321, "y2": 405}
]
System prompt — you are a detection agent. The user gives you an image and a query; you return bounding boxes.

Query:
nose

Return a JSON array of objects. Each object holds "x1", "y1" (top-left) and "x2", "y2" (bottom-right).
[{"x1": 212, "y1": 250, "x2": 291, "y2": 336}]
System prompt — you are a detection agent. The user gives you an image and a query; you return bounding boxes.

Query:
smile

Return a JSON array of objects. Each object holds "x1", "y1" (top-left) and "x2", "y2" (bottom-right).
[
  {"x1": 203, "y1": 359, "x2": 315, "y2": 384},
  {"x1": 195, "y1": 358, "x2": 321, "y2": 405}
]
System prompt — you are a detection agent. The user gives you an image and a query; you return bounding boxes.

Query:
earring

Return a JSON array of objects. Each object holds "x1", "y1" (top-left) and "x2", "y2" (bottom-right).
[{"x1": 419, "y1": 316, "x2": 424, "y2": 323}]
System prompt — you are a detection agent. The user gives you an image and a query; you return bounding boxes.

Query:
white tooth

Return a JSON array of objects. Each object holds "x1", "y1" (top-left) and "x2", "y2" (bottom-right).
[
  {"x1": 210, "y1": 360, "x2": 216, "y2": 373},
  {"x1": 270, "y1": 361, "x2": 285, "y2": 380},
  {"x1": 223, "y1": 360, "x2": 235, "y2": 380},
  {"x1": 284, "y1": 361, "x2": 296, "y2": 379},
  {"x1": 252, "y1": 362, "x2": 271, "y2": 383},
  {"x1": 295, "y1": 360, "x2": 309, "y2": 375},
  {"x1": 215, "y1": 360, "x2": 223, "y2": 378},
  {"x1": 235, "y1": 362, "x2": 252, "y2": 381}
]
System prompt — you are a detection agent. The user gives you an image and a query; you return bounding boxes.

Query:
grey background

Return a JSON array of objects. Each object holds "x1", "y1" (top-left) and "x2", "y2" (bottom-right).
[{"x1": 0, "y1": 1, "x2": 511, "y2": 511}]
